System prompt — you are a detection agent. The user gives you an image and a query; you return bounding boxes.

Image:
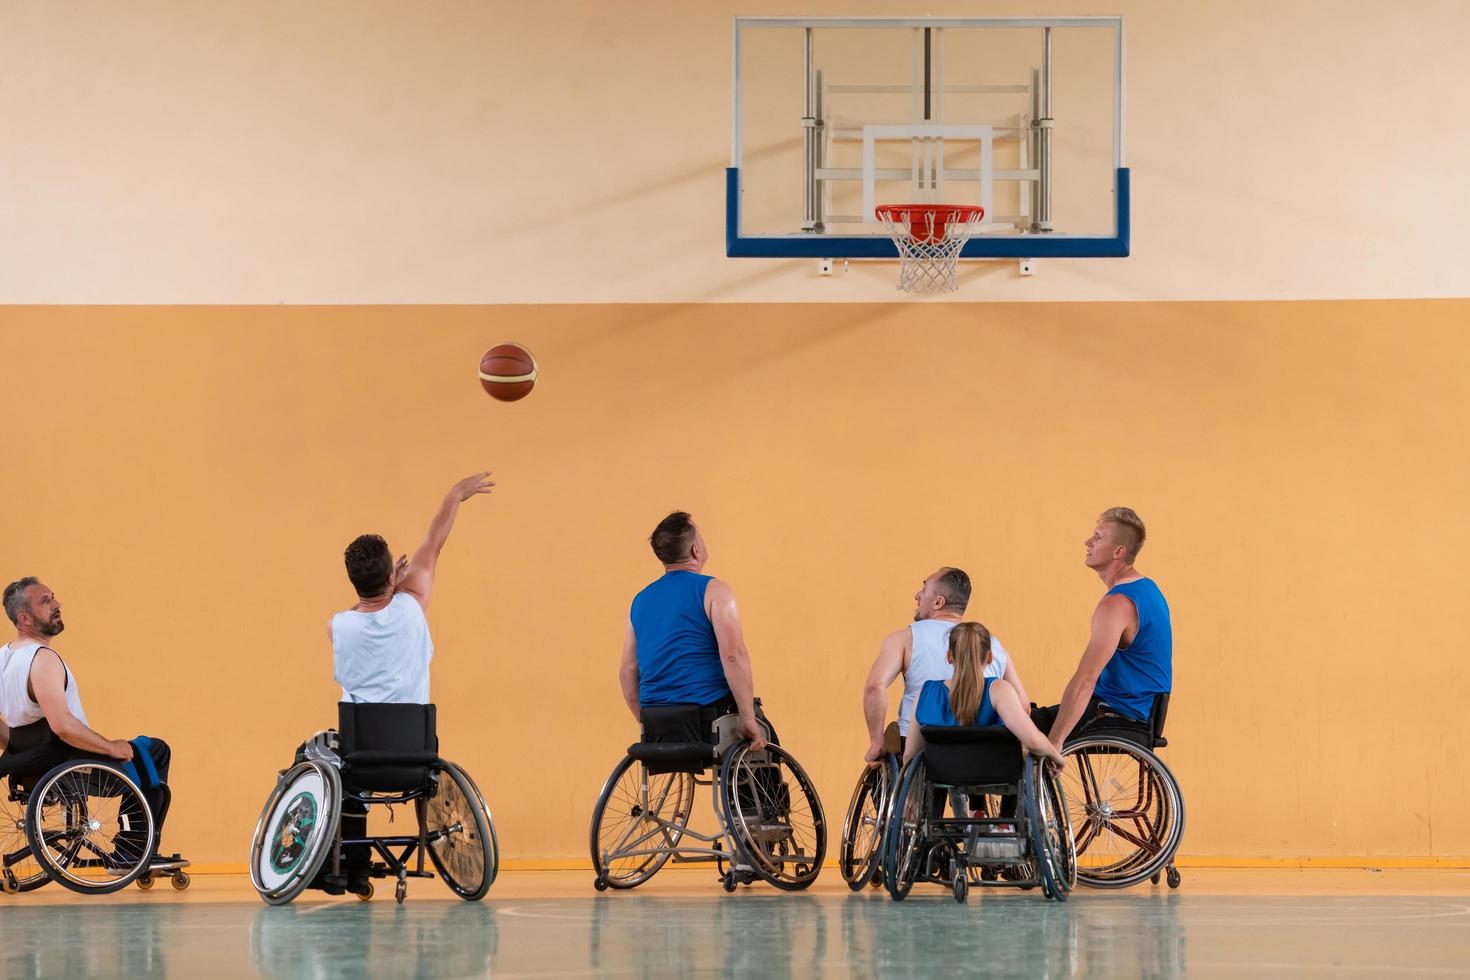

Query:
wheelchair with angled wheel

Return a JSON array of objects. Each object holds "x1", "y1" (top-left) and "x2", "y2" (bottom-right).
[
  {"x1": 837, "y1": 721, "x2": 901, "y2": 891},
  {"x1": 882, "y1": 723, "x2": 1075, "y2": 903},
  {"x1": 249, "y1": 702, "x2": 498, "y2": 905},
  {"x1": 589, "y1": 702, "x2": 827, "y2": 892},
  {"x1": 1, "y1": 731, "x2": 189, "y2": 896},
  {"x1": 1061, "y1": 692, "x2": 1184, "y2": 889}
]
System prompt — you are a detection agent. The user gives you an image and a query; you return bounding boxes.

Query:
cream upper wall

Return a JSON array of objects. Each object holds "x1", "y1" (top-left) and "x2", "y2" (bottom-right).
[{"x1": 0, "y1": 0, "x2": 1467, "y2": 304}]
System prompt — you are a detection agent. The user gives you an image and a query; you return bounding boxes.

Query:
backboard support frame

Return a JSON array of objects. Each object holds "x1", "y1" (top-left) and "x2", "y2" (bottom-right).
[{"x1": 726, "y1": 16, "x2": 1129, "y2": 261}]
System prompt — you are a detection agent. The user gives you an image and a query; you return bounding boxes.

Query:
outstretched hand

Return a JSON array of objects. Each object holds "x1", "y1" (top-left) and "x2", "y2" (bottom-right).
[{"x1": 452, "y1": 471, "x2": 496, "y2": 501}]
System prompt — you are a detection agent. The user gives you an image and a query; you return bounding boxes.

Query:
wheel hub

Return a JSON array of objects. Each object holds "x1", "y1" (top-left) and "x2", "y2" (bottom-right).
[{"x1": 88, "y1": 819, "x2": 102, "y2": 832}]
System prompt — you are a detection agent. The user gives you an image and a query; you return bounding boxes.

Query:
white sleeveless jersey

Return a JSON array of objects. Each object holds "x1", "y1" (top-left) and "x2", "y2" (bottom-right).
[
  {"x1": 897, "y1": 620, "x2": 1011, "y2": 735},
  {"x1": 332, "y1": 593, "x2": 434, "y2": 704},
  {"x1": 0, "y1": 641, "x2": 89, "y2": 728}
]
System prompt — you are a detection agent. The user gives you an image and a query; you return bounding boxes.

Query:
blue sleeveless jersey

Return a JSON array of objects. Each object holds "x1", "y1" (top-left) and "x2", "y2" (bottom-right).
[
  {"x1": 915, "y1": 677, "x2": 1000, "y2": 728},
  {"x1": 630, "y1": 571, "x2": 731, "y2": 706},
  {"x1": 1093, "y1": 578, "x2": 1173, "y2": 721}
]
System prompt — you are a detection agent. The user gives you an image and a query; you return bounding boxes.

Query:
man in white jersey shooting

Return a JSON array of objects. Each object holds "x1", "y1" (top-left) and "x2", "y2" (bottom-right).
[
  {"x1": 317, "y1": 470, "x2": 493, "y2": 891},
  {"x1": 861, "y1": 567, "x2": 1031, "y2": 766}
]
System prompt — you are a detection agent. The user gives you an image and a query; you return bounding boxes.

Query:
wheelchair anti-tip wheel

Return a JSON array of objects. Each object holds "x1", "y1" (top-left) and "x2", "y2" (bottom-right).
[
  {"x1": 839, "y1": 755, "x2": 898, "y2": 891},
  {"x1": 24, "y1": 761, "x2": 156, "y2": 895},
  {"x1": 249, "y1": 760, "x2": 342, "y2": 906},
  {"x1": 425, "y1": 761, "x2": 498, "y2": 900},
  {"x1": 719, "y1": 742, "x2": 827, "y2": 891},
  {"x1": 1062, "y1": 735, "x2": 1184, "y2": 888},
  {"x1": 589, "y1": 755, "x2": 695, "y2": 890}
]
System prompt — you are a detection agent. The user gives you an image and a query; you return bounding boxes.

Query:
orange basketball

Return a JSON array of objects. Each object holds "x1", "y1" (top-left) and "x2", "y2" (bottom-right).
[{"x1": 478, "y1": 343, "x2": 537, "y2": 402}]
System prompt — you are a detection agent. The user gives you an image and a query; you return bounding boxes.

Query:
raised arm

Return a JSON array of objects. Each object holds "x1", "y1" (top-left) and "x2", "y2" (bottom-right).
[
  {"x1": 619, "y1": 619, "x2": 641, "y2": 722},
  {"x1": 395, "y1": 471, "x2": 495, "y2": 610},
  {"x1": 990, "y1": 678, "x2": 1063, "y2": 767},
  {"x1": 705, "y1": 579, "x2": 767, "y2": 751},
  {"x1": 862, "y1": 629, "x2": 907, "y2": 766},
  {"x1": 1048, "y1": 594, "x2": 1132, "y2": 749},
  {"x1": 29, "y1": 649, "x2": 132, "y2": 761}
]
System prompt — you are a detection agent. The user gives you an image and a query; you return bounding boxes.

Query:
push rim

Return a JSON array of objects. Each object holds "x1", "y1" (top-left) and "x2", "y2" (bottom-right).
[
  {"x1": 883, "y1": 755, "x2": 927, "y2": 901},
  {"x1": 25, "y1": 762, "x2": 154, "y2": 894},
  {"x1": 1062, "y1": 736, "x2": 1184, "y2": 888},
  {"x1": 720, "y1": 742, "x2": 826, "y2": 891},
  {"x1": 839, "y1": 760, "x2": 891, "y2": 889},
  {"x1": 589, "y1": 755, "x2": 694, "y2": 889},
  {"x1": 425, "y1": 761, "x2": 496, "y2": 900},
  {"x1": 248, "y1": 760, "x2": 341, "y2": 905}
]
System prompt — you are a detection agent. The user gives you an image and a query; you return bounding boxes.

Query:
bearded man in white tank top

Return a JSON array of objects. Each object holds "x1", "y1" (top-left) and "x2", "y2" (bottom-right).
[
  {"x1": 0, "y1": 577, "x2": 179, "y2": 865},
  {"x1": 861, "y1": 567, "x2": 1032, "y2": 767}
]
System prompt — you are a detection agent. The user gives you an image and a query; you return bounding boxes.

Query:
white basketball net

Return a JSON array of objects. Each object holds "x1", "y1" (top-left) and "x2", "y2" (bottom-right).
[{"x1": 876, "y1": 206, "x2": 984, "y2": 294}]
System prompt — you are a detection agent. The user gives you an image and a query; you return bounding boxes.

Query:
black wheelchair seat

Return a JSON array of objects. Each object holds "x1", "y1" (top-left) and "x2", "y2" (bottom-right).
[
  {"x1": 338, "y1": 702, "x2": 440, "y2": 793},
  {"x1": 919, "y1": 724, "x2": 1024, "y2": 787},
  {"x1": 1074, "y1": 693, "x2": 1171, "y2": 750},
  {"x1": 626, "y1": 703, "x2": 718, "y2": 775}
]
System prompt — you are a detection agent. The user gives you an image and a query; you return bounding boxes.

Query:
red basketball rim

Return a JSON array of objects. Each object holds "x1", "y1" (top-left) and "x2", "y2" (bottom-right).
[{"x1": 875, "y1": 203, "x2": 984, "y2": 241}]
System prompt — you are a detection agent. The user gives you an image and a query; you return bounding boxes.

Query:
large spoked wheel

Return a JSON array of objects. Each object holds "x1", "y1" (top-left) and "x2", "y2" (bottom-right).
[
  {"x1": 882, "y1": 754, "x2": 928, "y2": 902},
  {"x1": 589, "y1": 756, "x2": 695, "y2": 890},
  {"x1": 425, "y1": 761, "x2": 498, "y2": 901},
  {"x1": 24, "y1": 761, "x2": 155, "y2": 895},
  {"x1": 1062, "y1": 737, "x2": 1184, "y2": 888},
  {"x1": 719, "y1": 742, "x2": 826, "y2": 891},
  {"x1": 839, "y1": 755, "x2": 897, "y2": 891},
  {"x1": 1, "y1": 780, "x2": 50, "y2": 893},
  {"x1": 248, "y1": 760, "x2": 342, "y2": 906},
  {"x1": 1025, "y1": 757, "x2": 1076, "y2": 901}
]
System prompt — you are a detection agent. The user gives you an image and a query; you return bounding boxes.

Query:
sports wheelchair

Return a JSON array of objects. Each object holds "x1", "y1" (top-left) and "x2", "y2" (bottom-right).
[
  {"x1": 249, "y1": 703, "x2": 498, "y2": 905},
  {"x1": 589, "y1": 703, "x2": 826, "y2": 892},
  {"x1": 882, "y1": 724, "x2": 1075, "y2": 903},
  {"x1": 838, "y1": 722, "x2": 901, "y2": 890},
  {"x1": 1, "y1": 735, "x2": 189, "y2": 895},
  {"x1": 1061, "y1": 693, "x2": 1184, "y2": 889}
]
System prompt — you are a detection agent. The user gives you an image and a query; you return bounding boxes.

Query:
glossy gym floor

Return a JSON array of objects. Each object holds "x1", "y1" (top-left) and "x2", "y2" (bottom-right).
[{"x1": 4, "y1": 869, "x2": 1467, "y2": 978}]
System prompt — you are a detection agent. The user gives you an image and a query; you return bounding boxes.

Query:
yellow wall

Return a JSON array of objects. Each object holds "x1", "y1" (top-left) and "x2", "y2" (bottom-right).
[
  {"x1": 2, "y1": 300, "x2": 1466, "y2": 865},
  {"x1": 0, "y1": 0, "x2": 1467, "y2": 303}
]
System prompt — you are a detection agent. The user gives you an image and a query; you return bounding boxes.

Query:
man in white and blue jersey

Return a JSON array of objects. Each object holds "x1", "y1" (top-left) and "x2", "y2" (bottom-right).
[
  {"x1": 619, "y1": 512, "x2": 769, "y2": 751},
  {"x1": 861, "y1": 567, "x2": 1032, "y2": 765},
  {"x1": 1033, "y1": 507, "x2": 1173, "y2": 747}
]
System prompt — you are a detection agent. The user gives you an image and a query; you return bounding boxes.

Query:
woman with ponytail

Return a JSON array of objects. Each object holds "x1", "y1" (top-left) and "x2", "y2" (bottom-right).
[{"x1": 904, "y1": 622, "x2": 1063, "y2": 769}]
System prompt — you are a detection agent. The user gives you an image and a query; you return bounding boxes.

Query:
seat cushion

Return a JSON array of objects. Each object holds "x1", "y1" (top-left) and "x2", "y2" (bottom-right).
[{"x1": 626, "y1": 741, "x2": 714, "y2": 774}]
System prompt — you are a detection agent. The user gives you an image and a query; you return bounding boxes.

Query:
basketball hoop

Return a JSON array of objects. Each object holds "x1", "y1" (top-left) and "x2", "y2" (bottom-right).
[{"x1": 874, "y1": 204, "x2": 984, "y2": 293}]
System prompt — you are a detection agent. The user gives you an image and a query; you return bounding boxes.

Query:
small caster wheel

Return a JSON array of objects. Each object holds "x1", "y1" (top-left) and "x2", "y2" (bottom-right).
[
  {"x1": 951, "y1": 870, "x2": 968, "y2": 904},
  {"x1": 1, "y1": 870, "x2": 18, "y2": 895},
  {"x1": 136, "y1": 874, "x2": 155, "y2": 891},
  {"x1": 593, "y1": 874, "x2": 609, "y2": 892},
  {"x1": 1151, "y1": 872, "x2": 1161, "y2": 885},
  {"x1": 171, "y1": 872, "x2": 190, "y2": 891},
  {"x1": 870, "y1": 868, "x2": 884, "y2": 888},
  {"x1": 1167, "y1": 866, "x2": 1181, "y2": 889},
  {"x1": 395, "y1": 880, "x2": 407, "y2": 904},
  {"x1": 722, "y1": 873, "x2": 737, "y2": 893},
  {"x1": 357, "y1": 882, "x2": 374, "y2": 901}
]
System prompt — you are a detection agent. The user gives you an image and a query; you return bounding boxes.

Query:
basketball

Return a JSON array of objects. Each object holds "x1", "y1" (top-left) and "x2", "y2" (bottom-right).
[{"x1": 478, "y1": 343, "x2": 537, "y2": 402}]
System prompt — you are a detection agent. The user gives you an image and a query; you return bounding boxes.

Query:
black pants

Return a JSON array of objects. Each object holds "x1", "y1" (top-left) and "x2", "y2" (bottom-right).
[{"x1": 1030, "y1": 695, "x2": 1107, "y2": 741}]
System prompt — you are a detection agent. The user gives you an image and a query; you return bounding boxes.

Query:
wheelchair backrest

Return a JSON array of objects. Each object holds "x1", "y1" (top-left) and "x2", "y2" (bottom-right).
[
  {"x1": 638, "y1": 703, "x2": 717, "y2": 746},
  {"x1": 337, "y1": 702, "x2": 438, "y2": 758},
  {"x1": 919, "y1": 724, "x2": 1024, "y2": 787},
  {"x1": 1150, "y1": 693, "x2": 1170, "y2": 741}
]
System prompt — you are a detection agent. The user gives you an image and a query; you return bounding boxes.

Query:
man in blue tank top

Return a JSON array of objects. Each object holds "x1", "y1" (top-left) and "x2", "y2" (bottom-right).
[
  {"x1": 620, "y1": 512, "x2": 769, "y2": 750},
  {"x1": 1032, "y1": 507, "x2": 1173, "y2": 748}
]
